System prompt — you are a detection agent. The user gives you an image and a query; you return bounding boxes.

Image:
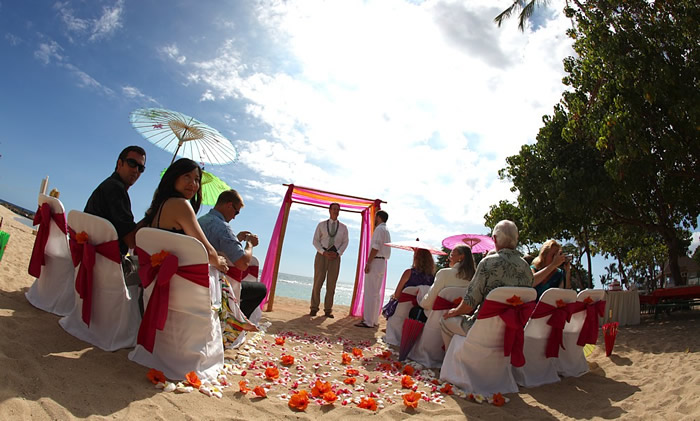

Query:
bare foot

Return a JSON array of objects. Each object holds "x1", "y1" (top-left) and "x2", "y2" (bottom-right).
[{"x1": 242, "y1": 323, "x2": 259, "y2": 332}]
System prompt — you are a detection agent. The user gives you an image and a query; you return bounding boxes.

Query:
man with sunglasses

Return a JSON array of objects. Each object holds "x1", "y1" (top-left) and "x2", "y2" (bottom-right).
[
  {"x1": 84, "y1": 146, "x2": 146, "y2": 289},
  {"x1": 199, "y1": 189, "x2": 267, "y2": 318}
]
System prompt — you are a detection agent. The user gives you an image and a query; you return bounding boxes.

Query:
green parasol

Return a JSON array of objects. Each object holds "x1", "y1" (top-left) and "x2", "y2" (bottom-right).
[{"x1": 0, "y1": 230, "x2": 10, "y2": 262}]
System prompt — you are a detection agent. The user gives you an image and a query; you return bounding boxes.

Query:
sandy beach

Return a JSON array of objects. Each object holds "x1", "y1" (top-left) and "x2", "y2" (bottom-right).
[{"x1": 1, "y1": 204, "x2": 699, "y2": 420}]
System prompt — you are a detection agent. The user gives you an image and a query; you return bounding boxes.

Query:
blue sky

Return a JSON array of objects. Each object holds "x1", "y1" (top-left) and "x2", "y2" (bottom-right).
[{"x1": 1, "y1": 0, "x2": 697, "y2": 291}]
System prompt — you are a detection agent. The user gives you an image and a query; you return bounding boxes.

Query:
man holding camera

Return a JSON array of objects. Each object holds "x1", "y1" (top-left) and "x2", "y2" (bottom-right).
[{"x1": 310, "y1": 203, "x2": 349, "y2": 318}]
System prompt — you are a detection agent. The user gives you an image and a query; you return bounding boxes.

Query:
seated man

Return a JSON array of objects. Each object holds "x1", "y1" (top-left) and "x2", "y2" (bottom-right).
[
  {"x1": 84, "y1": 145, "x2": 146, "y2": 286},
  {"x1": 198, "y1": 189, "x2": 267, "y2": 318},
  {"x1": 440, "y1": 220, "x2": 534, "y2": 349}
]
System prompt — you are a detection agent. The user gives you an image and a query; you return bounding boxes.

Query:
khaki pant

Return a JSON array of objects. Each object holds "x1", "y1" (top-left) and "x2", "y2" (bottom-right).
[
  {"x1": 310, "y1": 252, "x2": 341, "y2": 314},
  {"x1": 440, "y1": 314, "x2": 470, "y2": 350}
]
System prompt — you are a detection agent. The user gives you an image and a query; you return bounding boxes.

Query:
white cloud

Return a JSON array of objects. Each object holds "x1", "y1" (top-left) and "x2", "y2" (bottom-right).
[
  {"x1": 122, "y1": 85, "x2": 160, "y2": 105},
  {"x1": 34, "y1": 40, "x2": 63, "y2": 64},
  {"x1": 5, "y1": 33, "x2": 22, "y2": 46},
  {"x1": 63, "y1": 63, "x2": 114, "y2": 96},
  {"x1": 175, "y1": 0, "x2": 575, "y2": 242},
  {"x1": 159, "y1": 43, "x2": 187, "y2": 64},
  {"x1": 54, "y1": 0, "x2": 124, "y2": 42},
  {"x1": 690, "y1": 232, "x2": 700, "y2": 255}
]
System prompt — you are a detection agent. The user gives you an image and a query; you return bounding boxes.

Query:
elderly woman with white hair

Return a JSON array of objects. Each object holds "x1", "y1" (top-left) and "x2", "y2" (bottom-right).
[{"x1": 439, "y1": 220, "x2": 534, "y2": 349}]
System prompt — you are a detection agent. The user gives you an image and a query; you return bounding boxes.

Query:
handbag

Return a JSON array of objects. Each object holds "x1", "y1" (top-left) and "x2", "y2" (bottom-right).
[{"x1": 382, "y1": 297, "x2": 399, "y2": 319}]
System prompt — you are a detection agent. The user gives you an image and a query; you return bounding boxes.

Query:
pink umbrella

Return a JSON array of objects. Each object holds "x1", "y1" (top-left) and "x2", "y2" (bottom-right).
[
  {"x1": 442, "y1": 234, "x2": 495, "y2": 254},
  {"x1": 384, "y1": 238, "x2": 446, "y2": 255}
]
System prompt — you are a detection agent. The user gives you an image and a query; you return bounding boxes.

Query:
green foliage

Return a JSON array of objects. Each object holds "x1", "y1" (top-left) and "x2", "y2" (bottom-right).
[
  {"x1": 435, "y1": 246, "x2": 450, "y2": 271},
  {"x1": 494, "y1": 0, "x2": 700, "y2": 286}
]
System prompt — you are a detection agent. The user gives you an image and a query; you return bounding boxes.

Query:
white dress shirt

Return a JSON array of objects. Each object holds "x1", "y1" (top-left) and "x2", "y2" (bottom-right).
[
  {"x1": 370, "y1": 222, "x2": 391, "y2": 259},
  {"x1": 313, "y1": 218, "x2": 349, "y2": 256}
]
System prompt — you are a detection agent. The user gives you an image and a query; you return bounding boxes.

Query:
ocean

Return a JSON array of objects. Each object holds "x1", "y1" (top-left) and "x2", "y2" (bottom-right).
[{"x1": 274, "y1": 272, "x2": 394, "y2": 307}]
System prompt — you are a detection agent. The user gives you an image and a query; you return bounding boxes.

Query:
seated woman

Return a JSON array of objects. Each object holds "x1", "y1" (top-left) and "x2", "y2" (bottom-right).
[
  {"x1": 417, "y1": 244, "x2": 476, "y2": 320},
  {"x1": 142, "y1": 158, "x2": 257, "y2": 335},
  {"x1": 389, "y1": 248, "x2": 436, "y2": 302},
  {"x1": 531, "y1": 239, "x2": 571, "y2": 300}
]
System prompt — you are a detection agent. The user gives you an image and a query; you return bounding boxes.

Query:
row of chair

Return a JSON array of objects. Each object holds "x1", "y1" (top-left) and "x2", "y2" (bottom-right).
[
  {"x1": 385, "y1": 282, "x2": 606, "y2": 396},
  {"x1": 25, "y1": 194, "x2": 255, "y2": 381}
]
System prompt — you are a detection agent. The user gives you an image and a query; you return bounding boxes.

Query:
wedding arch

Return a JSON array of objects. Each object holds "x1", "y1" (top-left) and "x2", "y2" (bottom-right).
[{"x1": 260, "y1": 184, "x2": 386, "y2": 316}]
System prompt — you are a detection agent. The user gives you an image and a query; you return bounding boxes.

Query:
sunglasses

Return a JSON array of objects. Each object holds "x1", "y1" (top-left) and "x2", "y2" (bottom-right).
[
  {"x1": 124, "y1": 158, "x2": 146, "y2": 173},
  {"x1": 233, "y1": 204, "x2": 241, "y2": 216}
]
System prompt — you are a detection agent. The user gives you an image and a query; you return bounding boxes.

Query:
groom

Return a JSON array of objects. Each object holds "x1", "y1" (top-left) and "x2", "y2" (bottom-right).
[{"x1": 310, "y1": 202, "x2": 349, "y2": 318}]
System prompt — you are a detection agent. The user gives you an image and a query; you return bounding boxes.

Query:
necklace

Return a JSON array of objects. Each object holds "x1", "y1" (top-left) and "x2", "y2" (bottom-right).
[{"x1": 326, "y1": 219, "x2": 338, "y2": 237}]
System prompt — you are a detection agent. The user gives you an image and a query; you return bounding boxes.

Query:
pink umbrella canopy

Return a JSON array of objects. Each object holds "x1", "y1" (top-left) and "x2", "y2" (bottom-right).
[
  {"x1": 384, "y1": 238, "x2": 447, "y2": 255},
  {"x1": 442, "y1": 234, "x2": 495, "y2": 254}
]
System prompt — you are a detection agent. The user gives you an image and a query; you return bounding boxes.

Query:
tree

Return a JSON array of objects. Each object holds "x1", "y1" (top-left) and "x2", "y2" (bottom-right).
[
  {"x1": 494, "y1": 0, "x2": 587, "y2": 31},
  {"x1": 561, "y1": 0, "x2": 700, "y2": 285},
  {"x1": 484, "y1": 200, "x2": 534, "y2": 252}
]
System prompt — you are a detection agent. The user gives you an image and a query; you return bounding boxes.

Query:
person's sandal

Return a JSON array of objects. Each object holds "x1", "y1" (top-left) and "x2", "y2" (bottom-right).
[{"x1": 354, "y1": 321, "x2": 373, "y2": 328}]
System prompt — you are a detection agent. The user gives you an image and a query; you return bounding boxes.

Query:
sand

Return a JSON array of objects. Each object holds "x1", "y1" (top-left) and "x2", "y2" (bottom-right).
[{"x1": 1, "y1": 204, "x2": 698, "y2": 420}]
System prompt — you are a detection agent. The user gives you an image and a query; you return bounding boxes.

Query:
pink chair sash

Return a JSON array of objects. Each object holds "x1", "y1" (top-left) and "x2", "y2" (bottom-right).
[
  {"x1": 28, "y1": 203, "x2": 67, "y2": 277},
  {"x1": 432, "y1": 295, "x2": 461, "y2": 311},
  {"x1": 135, "y1": 247, "x2": 210, "y2": 353},
  {"x1": 530, "y1": 301, "x2": 573, "y2": 358},
  {"x1": 226, "y1": 265, "x2": 260, "y2": 282},
  {"x1": 68, "y1": 227, "x2": 121, "y2": 326},
  {"x1": 477, "y1": 298, "x2": 536, "y2": 367},
  {"x1": 567, "y1": 299, "x2": 606, "y2": 346},
  {"x1": 398, "y1": 292, "x2": 418, "y2": 307}
]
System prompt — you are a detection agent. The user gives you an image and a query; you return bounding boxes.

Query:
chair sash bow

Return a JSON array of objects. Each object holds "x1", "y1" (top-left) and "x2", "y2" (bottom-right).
[
  {"x1": 68, "y1": 227, "x2": 121, "y2": 326},
  {"x1": 226, "y1": 265, "x2": 259, "y2": 282},
  {"x1": 477, "y1": 298, "x2": 536, "y2": 367},
  {"x1": 432, "y1": 295, "x2": 461, "y2": 311},
  {"x1": 135, "y1": 247, "x2": 210, "y2": 353},
  {"x1": 568, "y1": 299, "x2": 606, "y2": 346},
  {"x1": 28, "y1": 203, "x2": 67, "y2": 277},
  {"x1": 530, "y1": 302, "x2": 573, "y2": 358},
  {"x1": 398, "y1": 292, "x2": 418, "y2": 307}
]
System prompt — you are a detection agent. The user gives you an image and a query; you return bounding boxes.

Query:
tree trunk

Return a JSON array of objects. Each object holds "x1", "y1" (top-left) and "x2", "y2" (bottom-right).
[
  {"x1": 666, "y1": 235, "x2": 685, "y2": 286},
  {"x1": 584, "y1": 226, "x2": 593, "y2": 288},
  {"x1": 616, "y1": 253, "x2": 628, "y2": 288}
]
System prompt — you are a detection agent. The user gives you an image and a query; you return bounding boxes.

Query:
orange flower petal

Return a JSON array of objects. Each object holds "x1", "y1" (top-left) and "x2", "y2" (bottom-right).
[
  {"x1": 506, "y1": 294, "x2": 524, "y2": 306},
  {"x1": 343, "y1": 377, "x2": 357, "y2": 385},
  {"x1": 583, "y1": 296, "x2": 594, "y2": 304},
  {"x1": 402, "y1": 365, "x2": 415, "y2": 376},
  {"x1": 185, "y1": 371, "x2": 201, "y2": 388},
  {"x1": 345, "y1": 368, "x2": 359, "y2": 376},
  {"x1": 281, "y1": 355, "x2": 295, "y2": 366},
  {"x1": 403, "y1": 391, "x2": 421, "y2": 408},
  {"x1": 440, "y1": 383, "x2": 454, "y2": 395},
  {"x1": 341, "y1": 353, "x2": 352, "y2": 365},
  {"x1": 146, "y1": 368, "x2": 166, "y2": 384},
  {"x1": 556, "y1": 299, "x2": 567, "y2": 308},
  {"x1": 352, "y1": 347, "x2": 363, "y2": 358},
  {"x1": 275, "y1": 337, "x2": 286, "y2": 345},
  {"x1": 323, "y1": 391, "x2": 338, "y2": 403},
  {"x1": 358, "y1": 397, "x2": 377, "y2": 411},
  {"x1": 492, "y1": 392, "x2": 506, "y2": 406},
  {"x1": 401, "y1": 375, "x2": 414, "y2": 388},
  {"x1": 150, "y1": 250, "x2": 170, "y2": 268},
  {"x1": 239, "y1": 380, "x2": 250, "y2": 394},
  {"x1": 265, "y1": 366, "x2": 280, "y2": 380},
  {"x1": 253, "y1": 385, "x2": 267, "y2": 398},
  {"x1": 76, "y1": 231, "x2": 89, "y2": 244},
  {"x1": 380, "y1": 350, "x2": 392, "y2": 359},
  {"x1": 289, "y1": 390, "x2": 310, "y2": 411}
]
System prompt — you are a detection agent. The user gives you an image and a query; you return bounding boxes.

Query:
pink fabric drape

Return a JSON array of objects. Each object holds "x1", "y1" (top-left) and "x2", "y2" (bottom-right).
[
  {"x1": 259, "y1": 185, "x2": 382, "y2": 316},
  {"x1": 28, "y1": 202, "x2": 67, "y2": 277}
]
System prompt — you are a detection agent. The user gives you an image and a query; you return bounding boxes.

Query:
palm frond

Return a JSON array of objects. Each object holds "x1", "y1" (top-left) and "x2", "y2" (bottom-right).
[{"x1": 494, "y1": 0, "x2": 526, "y2": 27}]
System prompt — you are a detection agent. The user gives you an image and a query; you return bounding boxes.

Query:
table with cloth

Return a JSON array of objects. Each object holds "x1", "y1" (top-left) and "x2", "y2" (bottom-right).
[{"x1": 602, "y1": 290, "x2": 640, "y2": 326}]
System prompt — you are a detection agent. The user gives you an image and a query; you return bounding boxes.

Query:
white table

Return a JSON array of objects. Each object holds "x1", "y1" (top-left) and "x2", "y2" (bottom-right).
[{"x1": 602, "y1": 290, "x2": 640, "y2": 326}]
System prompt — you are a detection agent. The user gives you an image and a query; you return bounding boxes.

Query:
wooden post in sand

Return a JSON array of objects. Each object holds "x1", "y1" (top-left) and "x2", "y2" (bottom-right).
[{"x1": 265, "y1": 199, "x2": 292, "y2": 312}]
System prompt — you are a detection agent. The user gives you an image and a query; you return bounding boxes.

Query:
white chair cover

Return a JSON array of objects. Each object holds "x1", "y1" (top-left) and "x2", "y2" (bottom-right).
[
  {"x1": 407, "y1": 286, "x2": 467, "y2": 368},
  {"x1": 556, "y1": 289, "x2": 605, "y2": 378},
  {"x1": 128, "y1": 228, "x2": 224, "y2": 382},
  {"x1": 512, "y1": 288, "x2": 577, "y2": 388},
  {"x1": 25, "y1": 194, "x2": 75, "y2": 316},
  {"x1": 384, "y1": 285, "x2": 430, "y2": 347},
  {"x1": 440, "y1": 287, "x2": 536, "y2": 396},
  {"x1": 58, "y1": 211, "x2": 141, "y2": 351},
  {"x1": 223, "y1": 256, "x2": 261, "y2": 349}
]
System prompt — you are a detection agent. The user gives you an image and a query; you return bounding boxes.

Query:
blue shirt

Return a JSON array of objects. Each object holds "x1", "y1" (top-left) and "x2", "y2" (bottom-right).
[
  {"x1": 198, "y1": 209, "x2": 244, "y2": 263},
  {"x1": 533, "y1": 266, "x2": 565, "y2": 300}
]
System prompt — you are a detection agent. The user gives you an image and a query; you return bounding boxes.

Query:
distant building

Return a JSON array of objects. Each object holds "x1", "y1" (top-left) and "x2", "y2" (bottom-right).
[{"x1": 659, "y1": 256, "x2": 700, "y2": 287}]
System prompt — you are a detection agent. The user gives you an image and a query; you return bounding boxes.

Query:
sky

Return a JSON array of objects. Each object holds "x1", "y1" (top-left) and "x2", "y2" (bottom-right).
[{"x1": 1, "y1": 0, "x2": 698, "y2": 293}]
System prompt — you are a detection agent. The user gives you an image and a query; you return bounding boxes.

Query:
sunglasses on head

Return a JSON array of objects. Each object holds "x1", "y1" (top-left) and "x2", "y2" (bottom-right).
[{"x1": 124, "y1": 158, "x2": 145, "y2": 173}]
